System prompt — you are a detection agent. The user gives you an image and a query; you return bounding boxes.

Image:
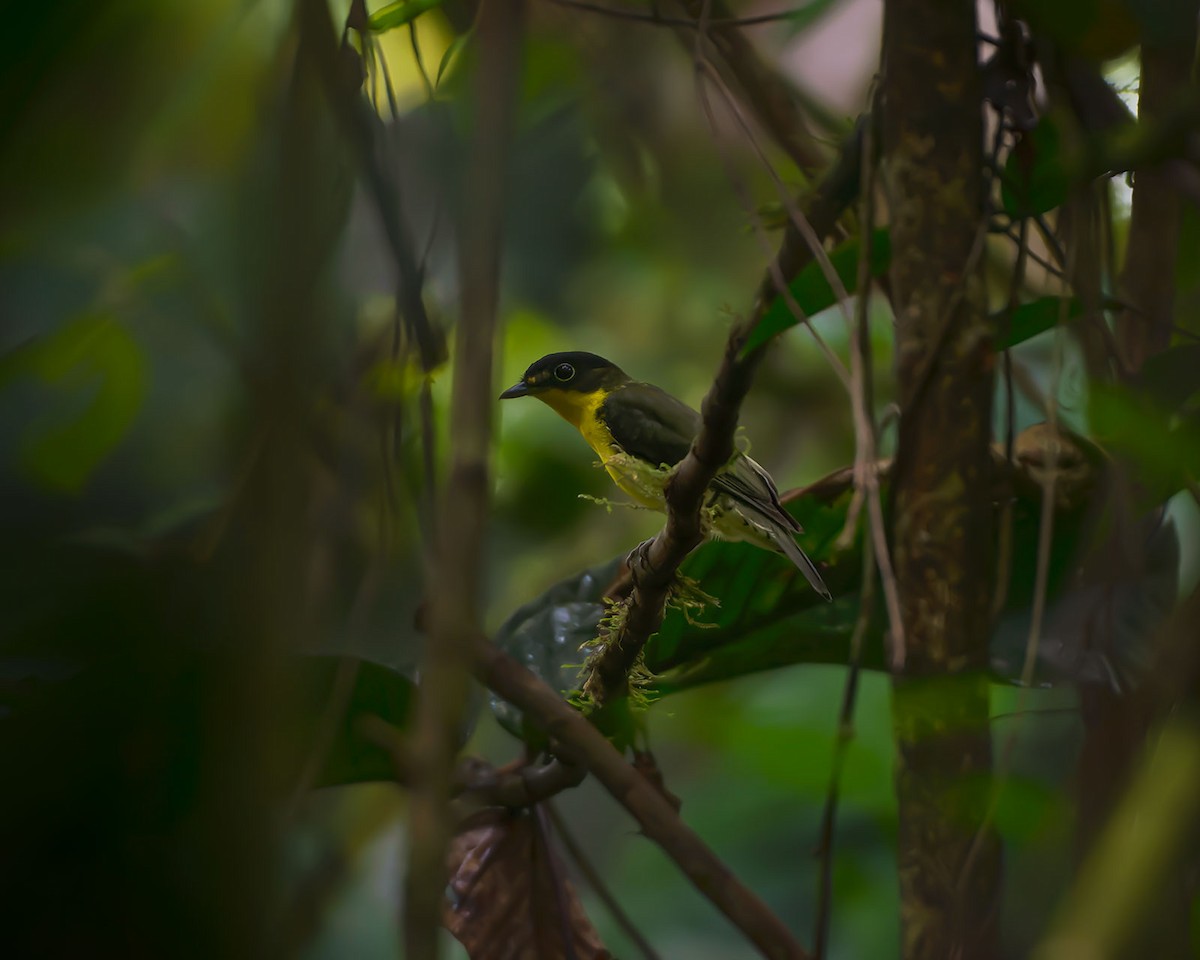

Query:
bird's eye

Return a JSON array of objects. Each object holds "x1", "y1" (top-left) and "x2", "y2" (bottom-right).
[{"x1": 554, "y1": 362, "x2": 575, "y2": 382}]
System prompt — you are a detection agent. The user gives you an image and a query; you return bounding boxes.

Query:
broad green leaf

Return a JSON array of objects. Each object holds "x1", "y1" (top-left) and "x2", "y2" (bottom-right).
[
  {"x1": 743, "y1": 229, "x2": 891, "y2": 355},
  {"x1": 998, "y1": 296, "x2": 1083, "y2": 349},
  {"x1": 1, "y1": 313, "x2": 146, "y2": 493},
  {"x1": 369, "y1": 0, "x2": 444, "y2": 33},
  {"x1": 295, "y1": 655, "x2": 416, "y2": 789},
  {"x1": 1002, "y1": 117, "x2": 1071, "y2": 217},
  {"x1": 492, "y1": 434, "x2": 1109, "y2": 721}
]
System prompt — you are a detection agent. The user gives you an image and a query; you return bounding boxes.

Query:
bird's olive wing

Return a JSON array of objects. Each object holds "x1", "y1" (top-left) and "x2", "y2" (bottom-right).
[
  {"x1": 712, "y1": 455, "x2": 803, "y2": 532},
  {"x1": 599, "y1": 382, "x2": 700, "y2": 468}
]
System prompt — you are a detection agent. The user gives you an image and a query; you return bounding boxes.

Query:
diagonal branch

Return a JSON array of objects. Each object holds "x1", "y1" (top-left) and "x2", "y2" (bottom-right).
[
  {"x1": 474, "y1": 637, "x2": 811, "y2": 960},
  {"x1": 581, "y1": 121, "x2": 862, "y2": 708}
]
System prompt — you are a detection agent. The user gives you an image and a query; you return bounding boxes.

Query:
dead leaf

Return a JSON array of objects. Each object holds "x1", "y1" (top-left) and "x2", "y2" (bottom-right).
[{"x1": 443, "y1": 809, "x2": 611, "y2": 960}]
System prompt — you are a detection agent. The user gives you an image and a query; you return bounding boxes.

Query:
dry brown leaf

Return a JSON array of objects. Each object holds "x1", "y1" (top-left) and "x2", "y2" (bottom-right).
[{"x1": 443, "y1": 809, "x2": 611, "y2": 960}]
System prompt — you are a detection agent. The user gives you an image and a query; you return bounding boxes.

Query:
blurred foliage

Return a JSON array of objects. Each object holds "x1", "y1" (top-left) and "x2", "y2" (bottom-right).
[{"x1": 2, "y1": 0, "x2": 1199, "y2": 957}]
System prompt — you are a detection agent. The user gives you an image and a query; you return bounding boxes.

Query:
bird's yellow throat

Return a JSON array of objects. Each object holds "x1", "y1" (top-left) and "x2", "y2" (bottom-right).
[
  {"x1": 534, "y1": 386, "x2": 616, "y2": 459},
  {"x1": 534, "y1": 385, "x2": 667, "y2": 510}
]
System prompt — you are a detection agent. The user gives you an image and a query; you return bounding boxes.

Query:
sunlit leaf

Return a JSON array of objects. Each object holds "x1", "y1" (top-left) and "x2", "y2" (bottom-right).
[
  {"x1": 1, "y1": 313, "x2": 146, "y2": 493},
  {"x1": 436, "y1": 29, "x2": 472, "y2": 88},
  {"x1": 369, "y1": 0, "x2": 445, "y2": 33},
  {"x1": 743, "y1": 229, "x2": 891, "y2": 355}
]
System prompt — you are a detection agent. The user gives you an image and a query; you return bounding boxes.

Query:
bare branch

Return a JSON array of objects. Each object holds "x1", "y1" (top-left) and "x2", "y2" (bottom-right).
[{"x1": 474, "y1": 637, "x2": 812, "y2": 960}]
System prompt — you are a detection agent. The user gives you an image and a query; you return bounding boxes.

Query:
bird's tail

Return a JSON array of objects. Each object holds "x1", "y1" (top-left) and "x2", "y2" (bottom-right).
[
  {"x1": 771, "y1": 525, "x2": 832, "y2": 601},
  {"x1": 730, "y1": 501, "x2": 831, "y2": 601}
]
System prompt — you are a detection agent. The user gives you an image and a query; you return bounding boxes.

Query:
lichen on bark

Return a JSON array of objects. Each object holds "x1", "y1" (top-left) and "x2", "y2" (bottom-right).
[{"x1": 882, "y1": 0, "x2": 1002, "y2": 957}]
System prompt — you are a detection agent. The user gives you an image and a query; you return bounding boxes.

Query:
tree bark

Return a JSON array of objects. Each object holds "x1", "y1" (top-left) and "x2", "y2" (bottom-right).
[
  {"x1": 1116, "y1": 3, "x2": 1199, "y2": 373},
  {"x1": 882, "y1": 1, "x2": 1001, "y2": 957}
]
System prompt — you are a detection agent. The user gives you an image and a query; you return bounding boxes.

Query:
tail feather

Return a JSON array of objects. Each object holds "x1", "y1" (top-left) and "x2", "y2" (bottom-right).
[
  {"x1": 771, "y1": 524, "x2": 832, "y2": 601},
  {"x1": 726, "y1": 500, "x2": 831, "y2": 601}
]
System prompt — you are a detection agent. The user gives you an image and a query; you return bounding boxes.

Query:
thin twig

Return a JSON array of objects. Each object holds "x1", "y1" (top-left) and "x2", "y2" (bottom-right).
[
  {"x1": 534, "y1": 804, "x2": 581, "y2": 960},
  {"x1": 547, "y1": 802, "x2": 663, "y2": 960},
  {"x1": 404, "y1": 1, "x2": 525, "y2": 955},
  {"x1": 959, "y1": 234, "x2": 1069, "y2": 892},
  {"x1": 991, "y1": 214, "x2": 1029, "y2": 620},
  {"x1": 692, "y1": 55, "x2": 851, "y2": 388},
  {"x1": 549, "y1": 0, "x2": 817, "y2": 29},
  {"x1": 813, "y1": 532, "x2": 875, "y2": 959},
  {"x1": 813, "y1": 113, "x2": 883, "y2": 958}
]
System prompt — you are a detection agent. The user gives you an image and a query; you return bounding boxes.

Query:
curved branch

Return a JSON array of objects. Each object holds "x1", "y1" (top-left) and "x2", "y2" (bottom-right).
[{"x1": 581, "y1": 120, "x2": 863, "y2": 708}]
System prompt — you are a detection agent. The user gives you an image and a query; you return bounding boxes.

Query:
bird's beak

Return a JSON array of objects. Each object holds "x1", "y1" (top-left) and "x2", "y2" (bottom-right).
[{"x1": 499, "y1": 381, "x2": 529, "y2": 400}]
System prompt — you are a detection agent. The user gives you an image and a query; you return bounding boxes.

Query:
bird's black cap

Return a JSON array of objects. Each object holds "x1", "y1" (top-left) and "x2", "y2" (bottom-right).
[{"x1": 499, "y1": 352, "x2": 628, "y2": 399}]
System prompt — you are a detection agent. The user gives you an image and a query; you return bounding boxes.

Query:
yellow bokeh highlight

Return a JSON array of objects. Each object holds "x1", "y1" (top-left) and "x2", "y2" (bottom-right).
[{"x1": 365, "y1": 6, "x2": 456, "y2": 115}]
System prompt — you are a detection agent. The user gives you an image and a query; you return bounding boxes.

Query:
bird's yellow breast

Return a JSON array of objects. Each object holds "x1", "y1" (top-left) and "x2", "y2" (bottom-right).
[{"x1": 535, "y1": 387, "x2": 665, "y2": 509}]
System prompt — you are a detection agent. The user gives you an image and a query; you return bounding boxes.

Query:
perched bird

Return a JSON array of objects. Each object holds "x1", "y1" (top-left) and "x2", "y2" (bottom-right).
[{"x1": 499, "y1": 351, "x2": 831, "y2": 600}]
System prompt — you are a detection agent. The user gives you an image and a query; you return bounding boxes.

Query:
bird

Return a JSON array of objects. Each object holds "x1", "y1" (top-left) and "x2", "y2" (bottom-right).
[{"x1": 499, "y1": 351, "x2": 831, "y2": 600}]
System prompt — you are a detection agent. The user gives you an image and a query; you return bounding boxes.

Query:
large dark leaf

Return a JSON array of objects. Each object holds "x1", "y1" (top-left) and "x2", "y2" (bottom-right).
[
  {"x1": 1001, "y1": 117, "x2": 1072, "y2": 218},
  {"x1": 999, "y1": 296, "x2": 1083, "y2": 349},
  {"x1": 490, "y1": 426, "x2": 1174, "y2": 726}
]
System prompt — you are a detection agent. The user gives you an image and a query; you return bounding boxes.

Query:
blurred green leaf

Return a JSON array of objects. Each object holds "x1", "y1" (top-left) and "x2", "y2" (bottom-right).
[
  {"x1": 1091, "y1": 380, "x2": 1200, "y2": 498},
  {"x1": 998, "y1": 296, "x2": 1083, "y2": 349},
  {"x1": 295, "y1": 656, "x2": 415, "y2": 789},
  {"x1": 785, "y1": 0, "x2": 843, "y2": 34},
  {"x1": 1136, "y1": 343, "x2": 1200, "y2": 416},
  {"x1": 437, "y1": 30, "x2": 472, "y2": 88},
  {"x1": 1, "y1": 313, "x2": 146, "y2": 493},
  {"x1": 1002, "y1": 117, "x2": 1071, "y2": 217},
  {"x1": 993, "y1": 775, "x2": 1063, "y2": 846},
  {"x1": 369, "y1": 0, "x2": 445, "y2": 32},
  {"x1": 744, "y1": 229, "x2": 891, "y2": 355}
]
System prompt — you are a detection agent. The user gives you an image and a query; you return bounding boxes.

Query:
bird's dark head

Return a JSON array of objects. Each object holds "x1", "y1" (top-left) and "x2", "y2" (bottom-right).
[{"x1": 498, "y1": 352, "x2": 628, "y2": 400}]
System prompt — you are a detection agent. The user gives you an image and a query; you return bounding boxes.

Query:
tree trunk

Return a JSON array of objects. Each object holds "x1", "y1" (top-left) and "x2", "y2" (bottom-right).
[{"x1": 882, "y1": 1, "x2": 1001, "y2": 957}]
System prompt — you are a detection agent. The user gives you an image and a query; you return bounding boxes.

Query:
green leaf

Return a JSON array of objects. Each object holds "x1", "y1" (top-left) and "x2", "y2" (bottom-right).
[
  {"x1": 436, "y1": 30, "x2": 471, "y2": 88},
  {"x1": 294, "y1": 656, "x2": 416, "y2": 789},
  {"x1": 368, "y1": 0, "x2": 444, "y2": 33},
  {"x1": 785, "y1": 0, "x2": 842, "y2": 34},
  {"x1": 494, "y1": 443, "x2": 1103, "y2": 706},
  {"x1": 743, "y1": 229, "x2": 891, "y2": 356},
  {"x1": 1091, "y1": 381, "x2": 1200, "y2": 499},
  {"x1": 997, "y1": 296, "x2": 1083, "y2": 349},
  {"x1": 1001, "y1": 117, "x2": 1071, "y2": 218},
  {"x1": 1136, "y1": 343, "x2": 1200, "y2": 417},
  {"x1": 1, "y1": 313, "x2": 146, "y2": 493}
]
